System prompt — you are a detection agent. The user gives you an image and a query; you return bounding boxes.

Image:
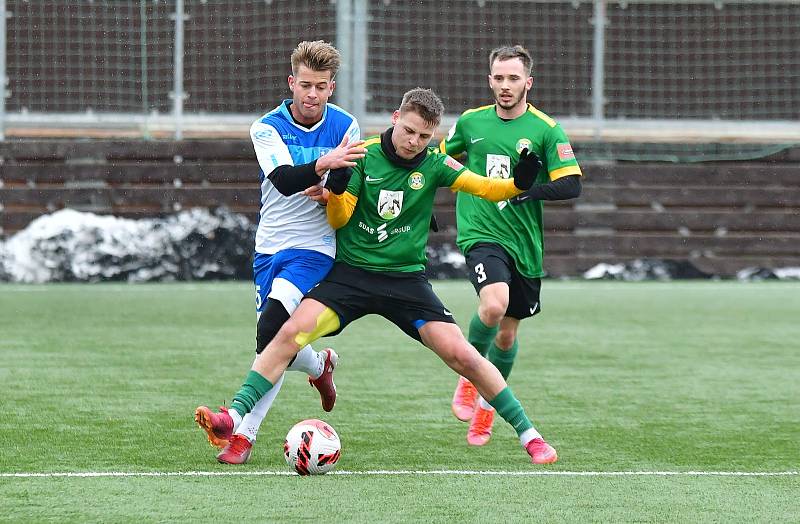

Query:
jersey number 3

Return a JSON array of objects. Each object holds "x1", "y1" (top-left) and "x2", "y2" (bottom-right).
[{"x1": 474, "y1": 263, "x2": 487, "y2": 283}]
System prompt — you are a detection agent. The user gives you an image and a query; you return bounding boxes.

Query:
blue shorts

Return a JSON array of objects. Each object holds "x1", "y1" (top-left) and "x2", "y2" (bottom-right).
[{"x1": 253, "y1": 249, "x2": 335, "y2": 314}]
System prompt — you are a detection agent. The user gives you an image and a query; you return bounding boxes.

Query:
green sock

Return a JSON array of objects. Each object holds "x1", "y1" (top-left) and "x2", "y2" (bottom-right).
[
  {"x1": 487, "y1": 339, "x2": 519, "y2": 380},
  {"x1": 488, "y1": 387, "x2": 533, "y2": 436},
  {"x1": 230, "y1": 370, "x2": 273, "y2": 418},
  {"x1": 468, "y1": 313, "x2": 498, "y2": 357}
]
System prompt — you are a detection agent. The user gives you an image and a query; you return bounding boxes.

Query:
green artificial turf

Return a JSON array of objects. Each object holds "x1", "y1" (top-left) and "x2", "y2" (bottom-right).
[{"x1": 1, "y1": 281, "x2": 798, "y2": 522}]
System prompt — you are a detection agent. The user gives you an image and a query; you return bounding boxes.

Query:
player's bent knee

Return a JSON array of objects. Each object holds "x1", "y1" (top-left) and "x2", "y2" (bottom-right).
[{"x1": 479, "y1": 302, "x2": 506, "y2": 325}]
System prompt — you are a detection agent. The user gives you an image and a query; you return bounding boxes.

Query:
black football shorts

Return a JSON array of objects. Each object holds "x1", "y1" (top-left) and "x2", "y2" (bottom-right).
[
  {"x1": 464, "y1": 242, "x2": 542, "y2": 320},
  {"x1": 306, "y1": 262, "x2": 457, "y2": 342}
]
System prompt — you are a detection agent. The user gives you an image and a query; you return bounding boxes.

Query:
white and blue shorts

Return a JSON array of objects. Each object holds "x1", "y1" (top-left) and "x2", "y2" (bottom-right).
[{"x1": 253, "y1": 249, "x2": 335, "y2": 315}]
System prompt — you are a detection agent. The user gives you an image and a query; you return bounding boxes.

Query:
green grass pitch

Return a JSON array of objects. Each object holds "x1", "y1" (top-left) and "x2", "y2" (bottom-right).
[{"x1": 1, "y1": 281, "x2": 798, "y2": 522}]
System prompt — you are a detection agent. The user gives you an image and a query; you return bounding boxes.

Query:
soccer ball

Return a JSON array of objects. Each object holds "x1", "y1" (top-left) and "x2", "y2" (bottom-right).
[{"x1": 284, "y1": 419, "x2": 341, "y2": 475}]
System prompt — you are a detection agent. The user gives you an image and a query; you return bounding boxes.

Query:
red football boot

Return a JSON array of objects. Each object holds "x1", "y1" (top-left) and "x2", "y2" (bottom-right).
[
  {"x1": 467, "y1": 405, "x2": 495, "y2": 446},
  {"x1": 308, "y1": 348, "x2": 338, "y2": 412},
  {"x1": 216, "y1": 434, "x2": 253, "y2": 465}
]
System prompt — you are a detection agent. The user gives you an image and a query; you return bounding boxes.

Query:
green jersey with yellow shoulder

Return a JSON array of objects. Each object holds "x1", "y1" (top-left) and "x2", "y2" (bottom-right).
[
  {"x1": 328, "y1": 133, "x2": 529, "y2": 273},
  {"x1": 334, "y1": 136, "x2": 466, "y2": 272},
  {"x1": 440, "y1": 103, "x2": 582, "y2": 278}
]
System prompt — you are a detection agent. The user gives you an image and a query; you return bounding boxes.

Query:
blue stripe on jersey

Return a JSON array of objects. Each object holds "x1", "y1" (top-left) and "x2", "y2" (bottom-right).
[
  {"x1": 259, "y1": 100, "x2": 356, "y2": 167},
  {"x1": 287, "y1": 145, "x2": 334, "y2": 165}
]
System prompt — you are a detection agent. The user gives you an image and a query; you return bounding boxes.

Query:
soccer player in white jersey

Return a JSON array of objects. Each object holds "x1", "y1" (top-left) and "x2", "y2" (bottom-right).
[{"x1": 195, "y1": 41, "x2": 366, "y2": 464}]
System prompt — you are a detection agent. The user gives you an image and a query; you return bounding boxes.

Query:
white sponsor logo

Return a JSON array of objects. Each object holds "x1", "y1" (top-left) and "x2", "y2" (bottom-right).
[
  {"x1": 377, "y1": 223, "x2": 388, "y2": 243},
  {"x1": 365, "y1": 176, "x2": 383, "y2": 182},
  {"x1": 529, "y1": 302, "x2": 539, "y2": 315},
  {"x1": 444, "y1": 309, "x2": 452, "y2": 316},
  {"x1": 470, "y1": 137, "x2": 485, "y2": 144}
]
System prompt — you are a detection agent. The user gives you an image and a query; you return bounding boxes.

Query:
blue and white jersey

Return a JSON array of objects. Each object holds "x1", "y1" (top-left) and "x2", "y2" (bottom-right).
[{"x1": 250, "y1": 100, "x2": 360, "y2": 257}]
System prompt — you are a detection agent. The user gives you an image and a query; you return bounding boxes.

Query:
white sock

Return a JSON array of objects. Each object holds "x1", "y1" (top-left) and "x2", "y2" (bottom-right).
[
  {"x1": 519, "y1": 427, "x2": 542, "y2": 446},
  {"x1": 287, "y1": 345, "x2": 324, "y2": 378},
  {"x1": 478, "y1": 396, "x2": 494, "y2": 411},
  {"x1": 229, "y1": 409, "x2": 243, "y2": 431},
  {"x1": 236, "y1": 373, "x2": 285, "y2": 442}
]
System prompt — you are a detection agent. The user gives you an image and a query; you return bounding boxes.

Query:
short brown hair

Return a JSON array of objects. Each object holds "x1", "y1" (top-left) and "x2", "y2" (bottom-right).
[
  {"x1": 290, "y1": 40, "x2": 341, "y2": 78},
  {"x1": 399, "y1": 88, "x2": 444, "y2": 126},
  {"x1": 489, "y1": 45, "x2": 533, "y2": 77}
]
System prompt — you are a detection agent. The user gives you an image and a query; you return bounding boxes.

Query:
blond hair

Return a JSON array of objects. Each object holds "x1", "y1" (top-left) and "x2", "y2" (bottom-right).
[
  {"x1": 290, "y1": 40, "x2": 341, "y2": 78},
  {"x1": 399, "y1": 88, "x2": 444, "y2": 126}
]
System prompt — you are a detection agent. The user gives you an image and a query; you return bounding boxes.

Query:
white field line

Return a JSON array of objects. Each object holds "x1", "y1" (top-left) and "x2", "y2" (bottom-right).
[{"x1": 1, "y1": 470, "x2": 798, "y2": 478}]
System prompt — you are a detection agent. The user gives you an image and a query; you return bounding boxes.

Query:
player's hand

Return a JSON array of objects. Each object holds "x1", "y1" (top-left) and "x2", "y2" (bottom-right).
[
  {"x1": 316, "y1": 135, "x2": 366, "y2": 174},
  {"x1": 512, "y1": 148, "x2": 541, "y2": 190},
  {"x1": 304, "y1": 184, "x2": 329, "y2": 205},
  {"x1": 324, "y1": 167, "x2": 353, "y2": 195}
]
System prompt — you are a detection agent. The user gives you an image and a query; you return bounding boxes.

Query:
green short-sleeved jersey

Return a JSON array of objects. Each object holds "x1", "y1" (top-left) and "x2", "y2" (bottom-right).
[
  {"x1": 440, "y1": 103, "x2": 582, "y2": 278},
  {"x1": 336, "y1": 136, "x2": 467, "y2": 272}
]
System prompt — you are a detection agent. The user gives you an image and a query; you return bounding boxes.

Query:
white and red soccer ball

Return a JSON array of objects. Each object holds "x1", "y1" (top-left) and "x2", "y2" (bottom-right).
[{"x1": 284, "y1": 419, "x2": 341, "y2": 475}]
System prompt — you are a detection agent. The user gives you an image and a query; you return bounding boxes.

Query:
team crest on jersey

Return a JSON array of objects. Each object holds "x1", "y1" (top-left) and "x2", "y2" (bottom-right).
[
  {"x1": 407, "y1": 172, "x2": 425, "y2": 190},
  {"x1": 377, "y1": 189, "x2": 404, "y2": 219},
  {"x1": 486, "y1": 154, "x2": 511, "y2": 179},
  {"x1": 516, "y1": 138, "x2": 533, "y2": 154}
]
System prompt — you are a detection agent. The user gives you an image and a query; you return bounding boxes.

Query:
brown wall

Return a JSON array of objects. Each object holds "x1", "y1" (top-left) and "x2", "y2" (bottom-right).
[{"x1": 1, "y1": 140, "x2": 798, "y2": 277}]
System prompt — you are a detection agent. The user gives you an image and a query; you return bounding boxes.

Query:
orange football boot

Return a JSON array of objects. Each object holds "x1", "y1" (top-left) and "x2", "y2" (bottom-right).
[
  {"x1": 194, "y1": 405, "x2": 234, "y2": 448},
  {"x1": 467, "y1": 404, "x2": 495, "y2": 446},
  {"x1": 451, "y1": 376, "x2": 478, "y2": 422}
]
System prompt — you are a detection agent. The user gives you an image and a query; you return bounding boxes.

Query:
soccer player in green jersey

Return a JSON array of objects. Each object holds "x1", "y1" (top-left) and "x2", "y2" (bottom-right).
[
  {"x1": 440, "y1": 45, "x2": 583, "y2": 446},
  {"x1": 195, "y1": 87, "x2": 559, "y2": 464}
]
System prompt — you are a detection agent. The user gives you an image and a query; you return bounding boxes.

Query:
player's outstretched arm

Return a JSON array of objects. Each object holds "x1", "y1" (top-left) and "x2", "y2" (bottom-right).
[
  {"x1": 252, "y1": 120, "x2": 329, "y2": 197},
  {"x1": 510, "y1": 174, "x2": 582, "y2": 205},
  {"x1": 266, "y1": 138, "x2": 365, "y2": 197},
  {"x1": 449, "y1": 166, "x2": 534, "y2": 202},
  {"x1": 268, "y1": 162, "x2": 326, "y2": 196}
]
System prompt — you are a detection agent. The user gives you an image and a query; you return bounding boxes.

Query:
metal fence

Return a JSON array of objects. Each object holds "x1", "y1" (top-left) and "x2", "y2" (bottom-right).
[{"x1": 1, "y1": 0, "x2": 799, "y2": 141}]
